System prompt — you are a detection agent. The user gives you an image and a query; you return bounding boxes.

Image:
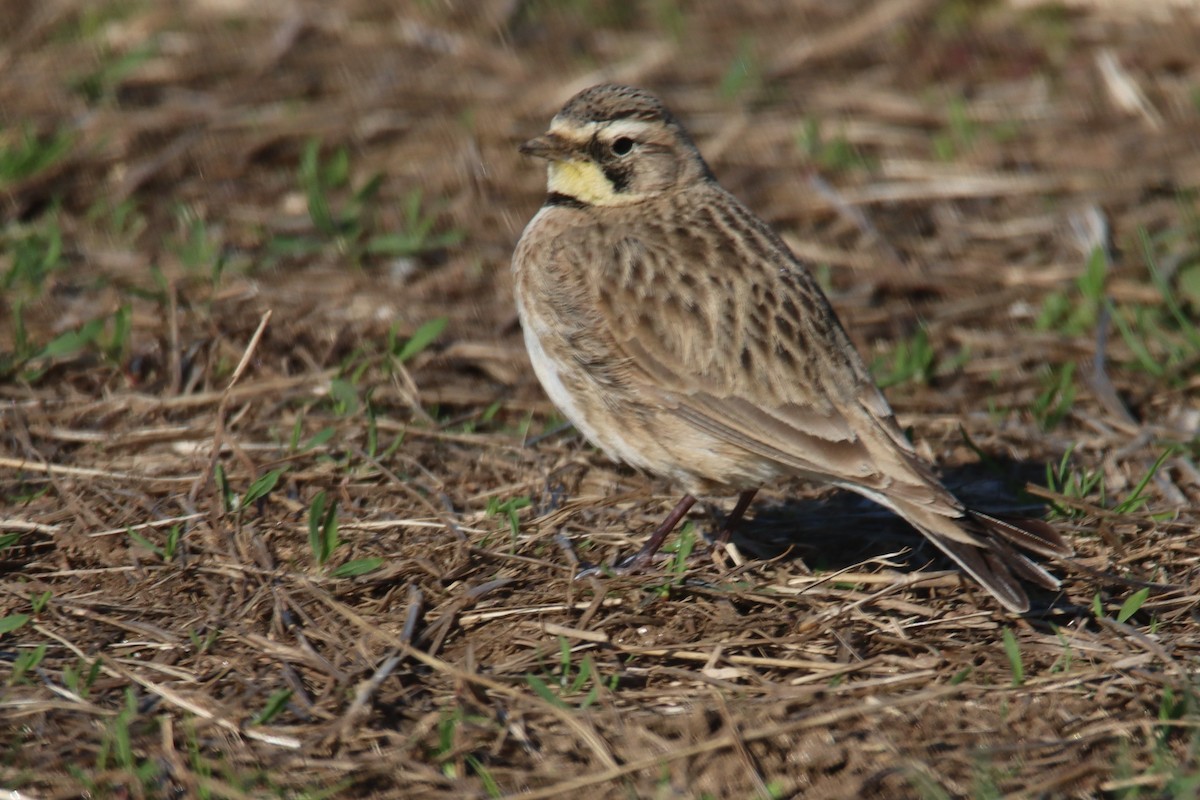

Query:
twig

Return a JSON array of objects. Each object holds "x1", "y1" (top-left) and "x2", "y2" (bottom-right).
[
  {"x1": 769, "y1": 0, "x2": 934, "y2": 77},
  {"x1": 33, "y1": 623, "x2": 300, "y2": 749},
  {"x1": 502, "y1": 685, "x2": 967, "y2": 800},
  {"x1": 325, "y1": 585, "x2": 426, "y2": 748},
  {"x1": 189, "y1": 310, "x2": 272, "y2": 504}
]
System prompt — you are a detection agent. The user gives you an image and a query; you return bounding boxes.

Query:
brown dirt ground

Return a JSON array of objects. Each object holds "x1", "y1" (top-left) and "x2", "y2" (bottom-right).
[{"x1": 2, "y1": 1, "x2": 1199, "y2": 798}]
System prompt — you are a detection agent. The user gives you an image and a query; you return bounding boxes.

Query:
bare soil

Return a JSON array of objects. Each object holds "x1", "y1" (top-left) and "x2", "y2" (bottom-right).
[{"x1": 2, "y1": 1, "x2": 1198, "y2": 797}]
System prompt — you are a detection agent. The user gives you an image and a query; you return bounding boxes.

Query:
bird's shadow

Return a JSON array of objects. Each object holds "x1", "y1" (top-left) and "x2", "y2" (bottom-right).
[{"x1": 714, "y1": 456, "x2": 1055, "y2": 577}]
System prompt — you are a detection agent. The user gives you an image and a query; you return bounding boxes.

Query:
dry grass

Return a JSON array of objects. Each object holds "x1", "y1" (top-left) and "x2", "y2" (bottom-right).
[{"x1": 2, "y1": 1, "x2": 1199, "y2": 797}]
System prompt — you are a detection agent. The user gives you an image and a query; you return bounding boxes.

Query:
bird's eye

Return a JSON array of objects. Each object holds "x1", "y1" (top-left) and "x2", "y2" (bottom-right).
[{"x1": 610, "y1": 137, "x2": 635, "y2": 156}]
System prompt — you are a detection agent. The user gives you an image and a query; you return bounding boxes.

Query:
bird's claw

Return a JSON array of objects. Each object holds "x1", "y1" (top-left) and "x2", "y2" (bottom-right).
[{"x1": 574, "y1": 548, "x2": 665, "y2": 580}]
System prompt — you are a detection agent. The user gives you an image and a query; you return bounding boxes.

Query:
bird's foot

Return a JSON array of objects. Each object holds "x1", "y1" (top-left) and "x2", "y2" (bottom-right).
[
  {"x1": 575, "y1": 537, "x2": 739, "y2": 580},
  {"x1": 705, "y1": 540, "x2": 735, "y2": 569},
  {"x1": 575, "y1": 547, "x2": 668, "y2": 579}
]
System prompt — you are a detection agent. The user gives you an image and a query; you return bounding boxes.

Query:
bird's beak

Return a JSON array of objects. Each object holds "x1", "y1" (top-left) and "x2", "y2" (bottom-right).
[{"x1": 519, "y1": 133, "x2": 572, "y2": 162}]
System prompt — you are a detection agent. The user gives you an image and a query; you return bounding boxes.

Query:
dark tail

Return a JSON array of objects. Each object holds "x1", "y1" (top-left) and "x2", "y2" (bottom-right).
[
  {"x1": 937, "y1": 512, "x2": 1072, "y2": 613},
  {"x1": 969, "y1": 511, "x2": 1073, "y2": 560},
  {"x1": 893, "y1": 501, "x2": 1074, "y2": 613}
]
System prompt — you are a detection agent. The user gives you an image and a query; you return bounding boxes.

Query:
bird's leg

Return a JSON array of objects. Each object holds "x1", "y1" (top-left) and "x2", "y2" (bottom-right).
[
  {"x1": 714, "y1": 488, "x2": 758, "y2": 547},
  {"x1": 610, "y1": 494, "x2": 697, "y2": 572}
]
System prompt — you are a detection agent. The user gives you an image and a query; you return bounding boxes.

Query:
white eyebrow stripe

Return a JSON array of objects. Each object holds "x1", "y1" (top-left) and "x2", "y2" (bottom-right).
[
  {"x1": 603, "y1": 119, "x2": 657, "y2": 139},
  {"x1": 547, "y1": 118, "x2": 657, "y2": 141},
  {"x1": 549, "y1": 119, "x2": 600, "y2": 138}
]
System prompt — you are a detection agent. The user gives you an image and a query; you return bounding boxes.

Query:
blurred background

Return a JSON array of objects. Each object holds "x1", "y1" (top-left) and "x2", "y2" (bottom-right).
[{"x1": 4, "y1": 0, "x2": 1199, "y2": 385}]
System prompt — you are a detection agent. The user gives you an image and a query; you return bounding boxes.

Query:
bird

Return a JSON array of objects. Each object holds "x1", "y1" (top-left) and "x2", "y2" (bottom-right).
[{"x1": 511, "y1": 83, "x2": 1072, "y2": 613}]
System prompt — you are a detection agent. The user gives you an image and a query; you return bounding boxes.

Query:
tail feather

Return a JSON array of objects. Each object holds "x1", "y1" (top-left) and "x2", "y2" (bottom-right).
[
  {"x1": 933, "y1": 535, "x2": 1031, "y2": 613},
  {"x1": 887, "y1": 499, "x2": 1070, "y2": 614},
  {"x1": 969, "y1": 511, "x2": 1074, "y2": 559},
  {"x1": 988, "y1": 536, "x2": 1064, "y2": 591}
]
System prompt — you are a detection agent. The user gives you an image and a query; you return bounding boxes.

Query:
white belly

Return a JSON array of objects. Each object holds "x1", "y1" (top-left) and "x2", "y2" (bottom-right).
[{"x1": 517, "y1": 303, "x2": 655, "y2": 471}]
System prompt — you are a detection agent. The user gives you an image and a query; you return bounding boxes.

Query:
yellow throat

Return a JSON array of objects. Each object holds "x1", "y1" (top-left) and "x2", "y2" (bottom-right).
[{"x1": 547, "y1": 160, "x2": 631, "y2": 206}]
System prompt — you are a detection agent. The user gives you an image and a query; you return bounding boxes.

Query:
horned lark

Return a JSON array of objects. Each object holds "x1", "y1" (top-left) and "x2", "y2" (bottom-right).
[{"x1": 512, "y1": 84, "x2": 1071, "y2": 613}]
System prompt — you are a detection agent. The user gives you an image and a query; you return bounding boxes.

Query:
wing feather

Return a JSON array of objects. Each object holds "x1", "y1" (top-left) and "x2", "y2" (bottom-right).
[
  {"x1": 591, "y1": 206, "x2": 943, "y2": 503},
  {"x1": 564, "y1": 189, "x2": 1068, "y2": 609}
]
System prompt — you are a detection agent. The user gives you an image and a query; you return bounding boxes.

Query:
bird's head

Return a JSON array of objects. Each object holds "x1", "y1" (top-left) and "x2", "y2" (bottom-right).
[{"x1": 520, "y1": 84, "x2": 712, "y2": 207}]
